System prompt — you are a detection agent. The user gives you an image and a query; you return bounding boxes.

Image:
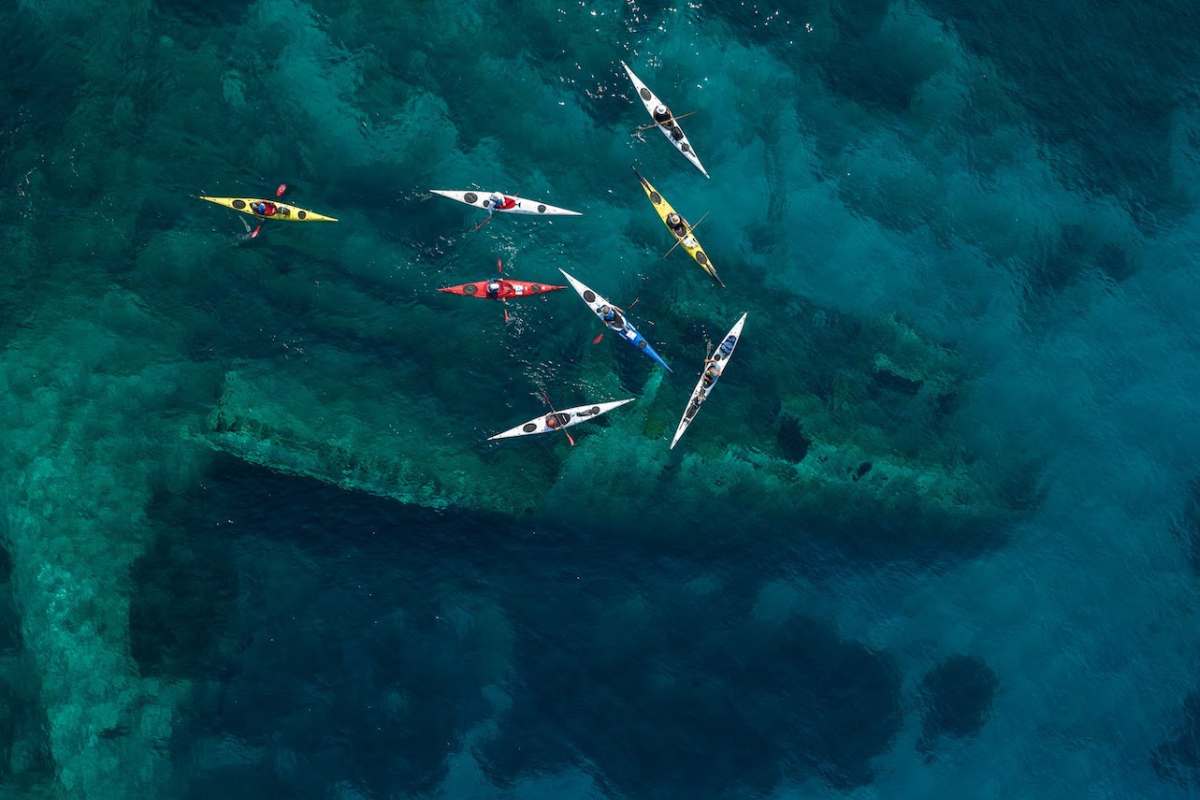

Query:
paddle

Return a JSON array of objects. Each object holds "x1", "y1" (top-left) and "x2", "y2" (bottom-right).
[
  {"x1": 275, "y1": 183, "x2": 288, "y2": 198},
  {"x1": 539, "y1": 390, "x2": 575, "y2": 447},
  {"x1": 471, "y1": 214, "x2": 494, "y2": 234},
  {"x1": 634, "y1": 110, "x2": 698, "y2": 133},
  {"x1": 662, "y1": 210, "x2": 710, "y2": 259},
  {"x1": 498, "y1": 257, "x2": 510, "y2": 323}
]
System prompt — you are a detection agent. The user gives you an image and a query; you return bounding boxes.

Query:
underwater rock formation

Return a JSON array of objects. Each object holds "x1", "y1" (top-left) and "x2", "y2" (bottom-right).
[
  {"x1": 0, "y1": 291, "x2": 204, "y2": 798},
  {"x1": 196, "y1": 290, "x2": 1023, "y2": 557}
]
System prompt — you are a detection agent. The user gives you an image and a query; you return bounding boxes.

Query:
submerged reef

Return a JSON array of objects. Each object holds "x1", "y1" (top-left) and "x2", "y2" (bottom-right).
[{"x1": 197, "y1": 286, "x2": 1026, "y2": 557}]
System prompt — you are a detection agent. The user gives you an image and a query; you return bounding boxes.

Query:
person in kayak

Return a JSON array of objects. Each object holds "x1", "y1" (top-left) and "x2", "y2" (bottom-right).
[
  {"x1": 599, "y1": 305, "x2": 626, "y2": 331},
  {"x1": 484, "y1": 192, "x2": 513, "y2": 215},
  {"x1": 701, "y1": 361, "x2": 723, "y2": 389},
  {"x1": 666, "y1": 212, "x2": 689, "y2": 239},
  {"x1": 651, "y1": 105, "x2": 686, "y2": 141},
  {"x1": 251, "y1": 201, "x2": 278, "y2": 217},
  {"x1": 486, "y1": 279, "x2": 504, "y2": 299}
]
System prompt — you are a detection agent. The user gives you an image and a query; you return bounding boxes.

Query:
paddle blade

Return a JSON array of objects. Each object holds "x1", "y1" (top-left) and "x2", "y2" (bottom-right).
[
  {"x1": 275, "y1": 183, "x2": 288, "y2": 197},
  {"x1": 503, "y1": 303, "x2": 510, "y2": 323},
  {"x1": 592, "y1": 333, "x2": 604, "y2": 345},
  {"x1": 497, "y1": 257, "x2": 504, "y2": 274},
  {"x1": 565, "y1": 430, "x2": 576, "y2": 447}
]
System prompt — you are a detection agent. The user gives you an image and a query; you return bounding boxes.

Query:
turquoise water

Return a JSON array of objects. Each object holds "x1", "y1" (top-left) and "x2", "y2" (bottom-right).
[{"x1": 3, "y1": 0, "x2": 1200, "y2": 797}]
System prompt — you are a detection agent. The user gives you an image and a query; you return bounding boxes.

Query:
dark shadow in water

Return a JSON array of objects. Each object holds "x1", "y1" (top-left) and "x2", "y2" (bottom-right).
[
  {"x1": 130, "y1": 491, "x2": 240, "y2": 678},
  {"x1": 916, "y1": 655, "x2": 999, "y2": 759},
  {"x1": 1153, "y1": 689, "x2": 1200, "y2": 787},
  {"x1": 476, "y1": 587, "x2": 904, "y2": 795},
  {"x1": 150, "y1": 456, "x2": 909, "y2": 797}
]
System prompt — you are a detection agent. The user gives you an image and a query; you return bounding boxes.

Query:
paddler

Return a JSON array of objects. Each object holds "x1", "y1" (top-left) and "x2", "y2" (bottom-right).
[
  {"x1": 700, "y1": 360, "x2": 723, "y2": 389},
  {"x1": 599, "y1": 304, "x2": 626, "y2": 331},
  {"x1": 486, "y1": 279, "x2": 504, "y2": 299},
  {"x1": 652, "y1": 105, "x2": 686, "y2": 142},
  {"x1": 251, "y1": 200, "x2": 278, "y2": 217},
  {"x1": 484, "y1": 192, "x2": 510, "y2": 215},
  {"x1": 666, "y1": 212, "x2": 689, "y2": 239}
]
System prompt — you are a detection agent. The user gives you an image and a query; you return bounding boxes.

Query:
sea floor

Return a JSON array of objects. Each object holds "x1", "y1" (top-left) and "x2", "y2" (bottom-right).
[{"x1": 3, "y1": 0, "x2": 1200, "y2": 798}]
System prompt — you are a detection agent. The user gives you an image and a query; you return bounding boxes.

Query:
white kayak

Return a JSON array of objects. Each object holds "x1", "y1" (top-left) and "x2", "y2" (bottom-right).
[
  {"x1": 620, "y1": 61, "x2": 709, "y2": 179},
  {"x1": 430, "y1": 190, "x2": 582, "y2": 216},
  {"x1": 558, "y1": 269, "x2": 672, "y2": 372},
  {"x1": 488, "y1": 398, "x2": 635, "y2": 440},
  {"x1": 670, "y1": 313, "x2": 747, "y2": 449}
]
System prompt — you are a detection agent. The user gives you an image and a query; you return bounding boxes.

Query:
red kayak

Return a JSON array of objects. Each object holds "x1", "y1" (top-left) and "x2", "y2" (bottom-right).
[{"x1": 437, "y1": 279, "x2": 565, "y2": 299}]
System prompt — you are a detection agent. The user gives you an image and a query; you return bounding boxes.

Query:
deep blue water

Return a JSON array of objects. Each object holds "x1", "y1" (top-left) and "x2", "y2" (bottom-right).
[{"x1": 3, "y1": 0, "x2": 1200, "y2": 798}]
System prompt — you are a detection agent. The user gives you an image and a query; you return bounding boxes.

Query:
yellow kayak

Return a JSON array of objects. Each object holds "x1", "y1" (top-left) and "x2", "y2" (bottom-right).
[
  {"x1": 197, "y1": 195, "x2": 338, "y2": 223},
  {"x1": 633, "y1": 169, "x2": 723, "y2": 287}
]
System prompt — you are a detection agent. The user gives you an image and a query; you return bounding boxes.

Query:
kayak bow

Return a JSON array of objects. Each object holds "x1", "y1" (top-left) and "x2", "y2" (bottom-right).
[
  {"x1": 633, "y1": 169, "x2": 723, "y2": 286},
  {"x1": 621, "y1": 60, "x2": 709, "y2": 178},
  {"x1": 488, "y1": 398, "x2": 636, "y2": 441},
  {"x1": 559, "y1": 268, "x2": 671, "y2": 372},
  {"x1": 670, "y1": 313, "x2": 747, "y2": 449},
  {"x1": 197, "y1": 195, "x2": 338, "y2": 222}
]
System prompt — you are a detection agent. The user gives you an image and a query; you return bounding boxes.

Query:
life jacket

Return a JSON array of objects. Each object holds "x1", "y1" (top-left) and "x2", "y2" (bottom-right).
[
  {"x1": 262, "y1": 202, "x2": 278, "y2": 217},
  {"x1": 499, "y1": 196, "x2": 516, "y2": 210}
]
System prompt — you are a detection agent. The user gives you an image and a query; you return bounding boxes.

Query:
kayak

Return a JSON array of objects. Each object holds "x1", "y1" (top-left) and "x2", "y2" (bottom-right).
[
  {"x1": 438, "y1": 279, "x2": 565, "y2": 299},
  {"x1": 633, "y1": 169, "x2": 723, "y2": 286},
  {"x1": 620, "y1": 60, "x2": 709, "y2": 179},
  {"x1": 429, "y1": 190, "x2": 582, "y2": 216},
  {"x1": 488, "y1": 398, "x2": 636, "y2": 441},
  {"x1": 559, "y1": 268, "x2": 671, "y2": 372},
  {"x1": 197, "y1": 195, "x2": 338, "y2": 222},
  {"x1": 670, "y1": 313, "x2": 747, "y2": 449}
]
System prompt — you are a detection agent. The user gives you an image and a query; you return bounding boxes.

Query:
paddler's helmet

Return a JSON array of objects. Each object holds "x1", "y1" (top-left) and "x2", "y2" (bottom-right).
[
  {"x1": 655, "y1": 104, "x2": 668, "y2": 116},
  {"x1": 667, "y1": 212, "x2": 681, "y2": 225},
  {"x1": 490, "y1": 192, "x2": 504, "y2": 203}
]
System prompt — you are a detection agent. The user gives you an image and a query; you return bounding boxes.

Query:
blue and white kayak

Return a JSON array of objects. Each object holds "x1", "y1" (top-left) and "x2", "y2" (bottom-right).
[
  {"x1": 559, "y1": 269, "x2": 672, "y2": 372},
  {"x1": 670, "y1": 313, "x2": 747, "y2": 449}
]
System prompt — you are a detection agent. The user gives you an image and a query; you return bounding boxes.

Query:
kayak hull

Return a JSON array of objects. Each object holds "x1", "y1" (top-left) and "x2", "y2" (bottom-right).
[
  {"x1": 197, "y1": 195, "x2": 338, "y2": 222},
  {"x1": 438, "y1": 279, "x2": 566, "y2": 299},
  {"x1": 621, "y1": 60, "x2": 709, "y2": 179},
  {"x1": 634, "y1": 170, "x2": 723, "y2": 286},
  {"x1": 430, "y1": 190, "x2": 582, "y2": 216},
  {"x1": 559, "y1": 269, "x2": 671, "y2": 372},
  {"x1": 489, "y1": 398, "x2": 635, "y2": 440},
  {"x1": 670, "y1": 313, "x2": 747, "y2": 449}
]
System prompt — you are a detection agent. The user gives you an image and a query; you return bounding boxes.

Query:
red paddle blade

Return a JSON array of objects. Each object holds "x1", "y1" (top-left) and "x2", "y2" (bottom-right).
[
  {"x1": 497, "y1": 257, "x2": 503, "y2": 274},
  {"x1": 565, "y1": 431, "x2": 576, "y2": 446},
  {"x1": 591, "y1": 333, "x2": 604, "y2": 344},
  {"x1": 503, "y1": 304, "x2": 510, "y2": 323},
  {"x1": 275, "y1": 183, "x2": 288, "y2": 197}
]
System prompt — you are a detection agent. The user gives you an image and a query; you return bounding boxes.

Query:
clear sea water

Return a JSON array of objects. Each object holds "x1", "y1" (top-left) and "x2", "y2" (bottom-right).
[{"x1": 3, "y1": 0, "x2": 1200, "y2": 797}]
